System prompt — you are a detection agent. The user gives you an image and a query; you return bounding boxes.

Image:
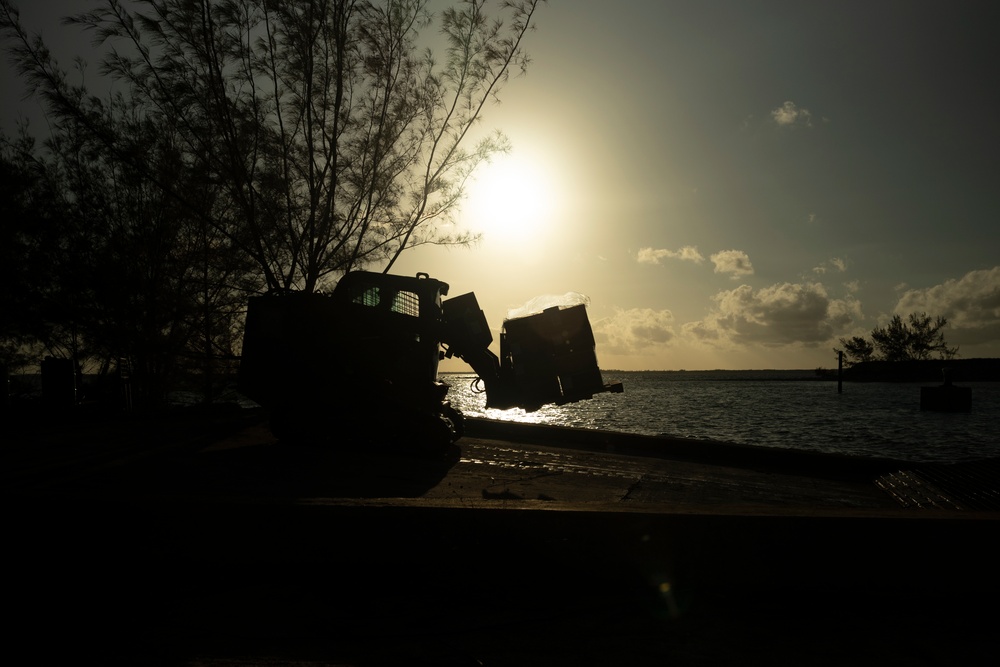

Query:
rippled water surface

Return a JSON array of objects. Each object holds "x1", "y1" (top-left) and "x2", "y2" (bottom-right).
[{"x1": 442, "y1": 371, "x2": 1000, "y2": 463}]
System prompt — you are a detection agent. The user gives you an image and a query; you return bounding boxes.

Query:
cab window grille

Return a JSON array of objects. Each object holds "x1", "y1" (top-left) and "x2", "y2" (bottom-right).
[
  {"x1": 392, "y1": 290, "x2": 419, "y2": 317},
  {"x1": 350, "y1": 285, "x2": 419, "y2": 317},
  {"x1": 352, "y1": 286, "x2": 380, "y2": 308}
]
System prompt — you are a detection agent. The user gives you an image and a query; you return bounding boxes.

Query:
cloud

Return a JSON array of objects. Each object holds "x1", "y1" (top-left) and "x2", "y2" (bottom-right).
[
  {"x1": 593, "y1": 308, "x2": 676, "y2": 354},
  {"x1": 687, "y1": 282, "x2": 860, "y2": 346},
  {"x1": 813, "y1": 257, "x2": 847, "y2": 274},
  {"x1": 637, "y1": 246, "x2": 704, "y2": 265},
  {"x1": 710, "y1": 250, "x2": 754, "y2": 279},
  {"x1": 771, "y1": 101, "x2": 813, "y2": 128},
  {"x1": 681, "y1": 319, "x2": 721, "y2": 342},
  {"x1": 893, "y1": 266, "x2": 1000, "y2": 344}
]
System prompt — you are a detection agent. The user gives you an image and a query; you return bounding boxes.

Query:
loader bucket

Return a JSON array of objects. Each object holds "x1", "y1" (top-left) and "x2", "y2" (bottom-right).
[{"x1": 499, "y1": 304, "x2": 621, "y2": 410}]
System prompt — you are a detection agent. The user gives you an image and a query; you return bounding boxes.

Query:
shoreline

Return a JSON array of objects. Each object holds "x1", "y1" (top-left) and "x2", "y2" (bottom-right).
[{"x1": 463, "y1": 416, "x2": 913, "y2": 481}]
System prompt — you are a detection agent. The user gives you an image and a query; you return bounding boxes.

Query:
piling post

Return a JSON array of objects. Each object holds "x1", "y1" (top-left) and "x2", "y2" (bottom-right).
[{"x1": 837, "y1": 351, "x2": 843, "y2": 394}]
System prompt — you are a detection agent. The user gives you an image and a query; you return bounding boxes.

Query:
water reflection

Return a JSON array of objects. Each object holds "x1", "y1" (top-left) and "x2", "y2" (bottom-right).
[{"x1": 443, "y1": 372, "x2": 1000, "y2": 463}]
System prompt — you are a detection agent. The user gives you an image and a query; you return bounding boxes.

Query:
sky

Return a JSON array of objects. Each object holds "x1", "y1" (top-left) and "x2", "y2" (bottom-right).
[{"x1": 5, "y1": 1, "x2": 1000, "y2": 371}]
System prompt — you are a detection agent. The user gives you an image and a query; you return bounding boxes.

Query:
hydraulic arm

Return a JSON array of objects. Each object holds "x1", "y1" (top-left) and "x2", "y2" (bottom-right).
[{"x1": 442, "y1": 291, "x2": 623, "y2": 411}]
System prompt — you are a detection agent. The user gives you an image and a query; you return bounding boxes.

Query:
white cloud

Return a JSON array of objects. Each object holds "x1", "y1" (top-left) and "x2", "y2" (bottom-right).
[
  {"x1": 813, "y1": 257, "x2": 847, "y2": 274},
  {"x1": 637, "y1": 246, "x2": 704, "y2": 265},
  {"x1": 593, "y1": 308, "x2": 676, "y2": 354},
  {"x1": 710, "y1": 250, "x2": 754, "y2": 279},
  {"x1": 687, "y1": 282, "x2": 860, "y2": 346},
  {"x1": 893, "y1": 266, "x2": 1000, "y2": 344},
  {"x1": 771, "y1": 101, "x2": 813, "y2": 128}
]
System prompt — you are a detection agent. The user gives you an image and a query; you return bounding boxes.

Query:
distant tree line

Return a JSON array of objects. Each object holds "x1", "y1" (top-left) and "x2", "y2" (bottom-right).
[
  {"x1": 836, "y1": 312, "x2": 958, "y2": 366},
  {"x1": 0, "y1": 0, "x2": 542, "y2": 407}
]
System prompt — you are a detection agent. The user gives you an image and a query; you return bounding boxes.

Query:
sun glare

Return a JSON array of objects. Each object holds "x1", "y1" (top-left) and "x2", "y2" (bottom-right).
[{"x1": 463, "y1": 153, "x2": 560, "y2": 246}]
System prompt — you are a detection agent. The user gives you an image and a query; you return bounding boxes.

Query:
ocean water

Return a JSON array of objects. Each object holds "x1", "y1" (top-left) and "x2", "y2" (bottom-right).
[{"x1": 441, "y1": 370, "x2": 1000, "y2": 464}]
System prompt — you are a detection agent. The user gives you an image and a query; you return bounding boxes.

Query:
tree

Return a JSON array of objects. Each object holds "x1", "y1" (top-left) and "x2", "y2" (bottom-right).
[
  {"x1": 1, "y1": 105, "x2": 217, "y2": 405},
  {"x1": 836, "y1": 336, "x2": 874, "y2": 364},
  {"x1": 1, "y1": 0, "x2": 544, "y2": 293},
  {"x1": 836, "y1": 312, "x2": 958, "y2": 365},
  {"x1": 2, "y1": 0, "x2": 543, "y2": 404},
  {"x1": 0, "y1": 131, "x2": 68, "y2": 370},
  {"x1": 903, "y1": 312, "x2": 958, "y2": 361},
  {"x1": 2, "y1": 84, "x2": 258, "y2": 404}
]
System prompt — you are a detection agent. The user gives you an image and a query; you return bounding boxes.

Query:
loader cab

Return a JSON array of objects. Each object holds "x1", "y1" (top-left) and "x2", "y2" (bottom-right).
[
  {"x1": 238, "y1": 271, "x2": 458, "y2": 450},
  {"x1": 331, "y1": 271, "x2": 450, "y2": 388}
]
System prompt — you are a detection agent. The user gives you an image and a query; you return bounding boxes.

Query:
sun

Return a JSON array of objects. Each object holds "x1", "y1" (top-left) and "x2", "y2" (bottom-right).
[{"x1": 462, "y1": 152, "x2": 560, "y2": 246}]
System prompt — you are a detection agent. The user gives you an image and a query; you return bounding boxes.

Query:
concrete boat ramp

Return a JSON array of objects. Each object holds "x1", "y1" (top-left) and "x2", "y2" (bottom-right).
[{"x1": 4, "y1": 412, "x2": 999, "y2": 665}]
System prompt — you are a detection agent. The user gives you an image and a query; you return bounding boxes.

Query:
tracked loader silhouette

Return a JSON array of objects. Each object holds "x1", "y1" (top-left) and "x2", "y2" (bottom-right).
[{"x1": 239, "y1": 271, "x2": 622, "y2": 454}]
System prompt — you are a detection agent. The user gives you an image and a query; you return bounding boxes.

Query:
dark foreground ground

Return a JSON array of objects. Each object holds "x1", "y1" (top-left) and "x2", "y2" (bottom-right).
[{"x1": 3, "y1": 407, "x2": 999, "y2": 665}]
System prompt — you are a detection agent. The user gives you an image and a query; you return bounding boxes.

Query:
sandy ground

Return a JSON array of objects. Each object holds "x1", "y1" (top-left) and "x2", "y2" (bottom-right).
[{"x1": 4, "y1": 409, "x2": 999, "y2": 665}]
